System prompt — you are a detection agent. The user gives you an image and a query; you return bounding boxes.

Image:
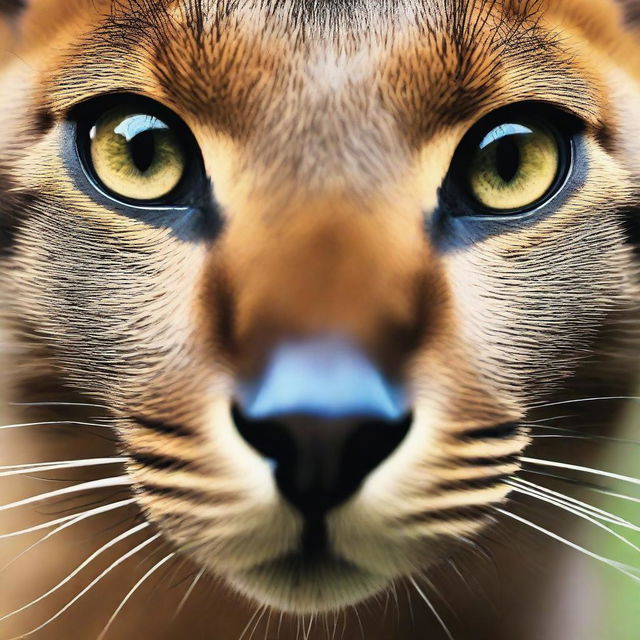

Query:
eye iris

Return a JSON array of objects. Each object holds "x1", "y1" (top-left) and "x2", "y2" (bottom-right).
[
  {"x1": 89, "y1": 108, "x2": 186, "y2": 202},
  {"x1": 468, "y1": 121, "x2": 560, "y2": 212}
]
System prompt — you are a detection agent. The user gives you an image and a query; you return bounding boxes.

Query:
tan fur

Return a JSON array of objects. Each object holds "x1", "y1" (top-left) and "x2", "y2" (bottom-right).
[{"x1": 0, "y1": 0, "x2": 639, "y2": 638}]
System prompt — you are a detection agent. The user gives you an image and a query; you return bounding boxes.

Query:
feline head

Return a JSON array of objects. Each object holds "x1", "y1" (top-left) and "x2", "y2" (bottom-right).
[{"x1": 1, "y1": 0, "x2": 639, "y2": 614}]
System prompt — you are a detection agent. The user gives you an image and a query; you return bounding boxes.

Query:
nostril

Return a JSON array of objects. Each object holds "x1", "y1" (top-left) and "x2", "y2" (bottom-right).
[{"x1": 232, "y1": 404, "x2": 412, "y2": 519}]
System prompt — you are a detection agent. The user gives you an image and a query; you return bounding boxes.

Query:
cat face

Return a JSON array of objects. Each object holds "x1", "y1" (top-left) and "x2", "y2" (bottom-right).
[{"x1": 1, "y1": 0, "x2": 639, "y2": 613}]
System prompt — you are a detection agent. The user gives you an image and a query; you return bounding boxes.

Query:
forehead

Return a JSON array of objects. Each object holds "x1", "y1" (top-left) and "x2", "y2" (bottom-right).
[{"x1": 44, "y1": 0, "x2": 600, "y2": 137}]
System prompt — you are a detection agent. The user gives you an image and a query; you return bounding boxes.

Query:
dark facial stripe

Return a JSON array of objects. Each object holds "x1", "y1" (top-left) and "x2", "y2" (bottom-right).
[
  {"x1": 453, "y1": 454, "x2": 520, "y2": 467},
  {"x1": 129, "y1": 451, "x2": 193, "y2": 472},
  {"x1": 0, "y1": 172, "x2": 38, "y2": 256},
  {"x1": 400, "y1": 505, "x2": 497, "y2": 526},
  {"x1": 138, "y1": 483, "x2": 240, "y2": 505},
  {"x1": 434, "y1": 474, "x2": 512, "y2": 493},
  {"x1": 132, "y1": 416, "x2": 194, "y2": 438},
  {"x1": 457, "y1": 422, "x2": 521, "y2": 440}
]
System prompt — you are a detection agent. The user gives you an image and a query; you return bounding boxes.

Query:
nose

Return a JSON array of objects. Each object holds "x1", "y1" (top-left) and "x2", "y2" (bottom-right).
[{"x1": 233, "y1": 337, "x2": 412, "y2": 519}]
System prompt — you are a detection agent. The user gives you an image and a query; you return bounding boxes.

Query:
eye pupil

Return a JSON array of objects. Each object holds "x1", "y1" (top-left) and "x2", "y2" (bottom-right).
[
  {"x1": 129, "y1": 130, "x2": 156, "y2": 173},
  {"x1": 495, "y1": 136, "x2": 520, "y2": 183}
]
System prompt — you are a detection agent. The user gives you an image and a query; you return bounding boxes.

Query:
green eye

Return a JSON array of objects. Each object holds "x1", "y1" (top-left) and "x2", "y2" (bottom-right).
[
  {"x1": 465, "y1": 119, "x2": 563, "y2": 213},
  {"x1": 89, "y1": 107, "x2": 186, "y2": 202}
]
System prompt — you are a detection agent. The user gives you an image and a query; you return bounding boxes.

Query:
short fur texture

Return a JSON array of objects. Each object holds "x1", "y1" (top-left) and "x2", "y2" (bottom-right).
[{"x1": 0, "y1": 1, "x2": 639, "y2": 638}]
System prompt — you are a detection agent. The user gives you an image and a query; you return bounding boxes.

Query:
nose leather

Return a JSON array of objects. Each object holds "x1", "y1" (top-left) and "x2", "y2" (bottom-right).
[{"x1": 233, "y1": 337, "x2": 411, "y2": 518}]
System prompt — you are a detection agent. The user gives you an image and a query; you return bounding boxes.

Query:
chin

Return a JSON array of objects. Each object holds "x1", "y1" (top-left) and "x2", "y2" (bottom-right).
[{"x1": 229, "y1": 554, "x2": 391, "y2": 614}]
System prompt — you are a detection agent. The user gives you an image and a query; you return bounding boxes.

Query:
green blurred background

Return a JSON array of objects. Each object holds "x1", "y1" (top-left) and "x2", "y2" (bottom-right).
[{"x1": 591, "y1": 406, "x2": 639, "y2": 640}]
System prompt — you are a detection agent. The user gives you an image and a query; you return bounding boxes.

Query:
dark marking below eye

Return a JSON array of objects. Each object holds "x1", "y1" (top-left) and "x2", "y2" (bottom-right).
[
  {"x1": 458, "y1": 422, "x2": 521, "y2": 441},
  {"x1": 132, "y1": 416, "x2": 194, "y2": 438}
]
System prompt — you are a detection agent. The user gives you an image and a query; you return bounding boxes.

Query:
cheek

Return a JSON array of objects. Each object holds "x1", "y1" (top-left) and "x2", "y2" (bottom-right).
[
  {"x1": 13, "y1": 209, "x2": 213, "y2": 402},
  {"x1": 443, "y1": 214, "x2": 631, "y2": 401}
]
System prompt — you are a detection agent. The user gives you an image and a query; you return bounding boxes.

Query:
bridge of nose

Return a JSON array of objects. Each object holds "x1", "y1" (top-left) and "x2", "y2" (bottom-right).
[{"x1": 213, "y1": 188, "x2": 434, "y2": 370}]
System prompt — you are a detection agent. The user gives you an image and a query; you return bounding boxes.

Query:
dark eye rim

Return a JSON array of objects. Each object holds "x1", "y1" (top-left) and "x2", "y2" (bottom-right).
[
  {"x1": 444, "y1": 102, "x2": 578, "y2": 220},
  {"x1": 71, "y1": 92, "x2": 204, "y2": 207}
]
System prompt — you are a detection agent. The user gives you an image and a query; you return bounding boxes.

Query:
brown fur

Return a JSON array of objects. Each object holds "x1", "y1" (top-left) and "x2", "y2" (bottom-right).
[{"x1": 0, "y1": 0, "x2": 639, "y2": 638}]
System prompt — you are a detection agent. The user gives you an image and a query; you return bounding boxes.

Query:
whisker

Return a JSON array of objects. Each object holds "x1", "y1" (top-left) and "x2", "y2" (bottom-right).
[
  {"x1": 250, "y1": 605, "x2": 269, "y2": 640},
  {"x1": 495, "y1": 508, "x2": 640, "y2": 583},
  {"x1": 521, "y1": 469, "x2": 640, "y2": 505},
  {"x1": 521, "y1": 457, "x2": 640, "y2": 487},
  {"x1": 97, "y1": 551, "x2": 177, "y2": 640},
  {"x1": 525, "y1": 425, "x2": 640, "y2": 446},
  {"x1": 409, "y1": 577, "x2": 454, "y2": 640},
  {"x1": 238, "y1": 605, "x2": 265, "y2": 640},
  {"x1": 10, "y1": 401, "x2": 110, "y2": 409},
  {"x1": 9, "y1": 532, "x2": 163, "y2": 639},
  {"x1": 0, "y1": 476, "x2": 131, "y2": 513},
  {"x1": 525, "y1": 414, "x2": 576, "y2": 424},
  {"x1": 533, "y1": 396, "x2": 640, "y2": 410},
  {"x1": 508, "y1": 483, "x2": 640, "y2": 554},
  {"x1": 0, "y1": 458, "x2": 127, "y2": 478},
  {"x1": 511, "y1": 478, "x2": 639, "y2": 531},
  {"x1": 172, "y1": 566, "x2": 205, "y2": 621},
  {"x1": 0, "y1": 522, "x2": 151, "y2": 623},
  {"x1": 0, "y1": 499, "x2": 136, "y2": 574},
  {"x1": 0, "y1": 421, "x2": 112, "y2": 431}
]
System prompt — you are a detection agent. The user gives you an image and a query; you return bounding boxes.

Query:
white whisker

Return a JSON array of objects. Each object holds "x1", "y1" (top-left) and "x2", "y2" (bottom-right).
[
  {"x1": 525, "y1": 425, "x2": 640, "y2": 446},
  {"x1": 0, "y1": 421, "x2": 111, "y2": 431},
  {"x1": 97, "y1": 551, "x2": 176, "y2": 640},
  {"x1": 0, "y1": 522, "x2": 151, "y2": 623},
  {"x1": 0, "y1": 458, "x2": 127, "y2": 478},
  {"x1": 0, "y1": 498, "x2": 136, "y2": 574},
  {"x1": 495, "y1": 508, "x2": 640, "y2": 583},
  {"x1": 521, "y1": 457, "x2": 640, "y2": 487},
  {"x1": 508, "y1": 484, "x2": 640, "y2": 555},
  {"x1": 533, "y1": 396, "x2": 640, "y2": 409},
  {"x1": 249, "y1": 605, "x2": 269, "y2": 640},
  {"x1": 520, "y1": 469, "x2": 640, "y2": 504},
  {"x1": 0, "y1": 476, "x2": 130, "y2": 513},
  {"x1": 10, "y1": 401, "x2": 109, "y2": 409},
  {"x1": 409, "y1": 577, "x2": 454, "y2": 640},
  {"x1": 9, "y1": 532, "x2": 162, "y2": 639},
  {"x1": 238, "y1": 605, "x2": 264, "y2": 640},
  {"x1": 172, "y1": 567, "x2": 205, "y2": 621},
  {"x1": 511, "y1": 478, "x2": 640, "y2": 531}
]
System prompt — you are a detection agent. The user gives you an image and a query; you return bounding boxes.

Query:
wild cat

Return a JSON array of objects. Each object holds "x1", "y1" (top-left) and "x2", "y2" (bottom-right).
[{"x1": 0, "y1": 0, "x2": 639, "y2": 638}]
